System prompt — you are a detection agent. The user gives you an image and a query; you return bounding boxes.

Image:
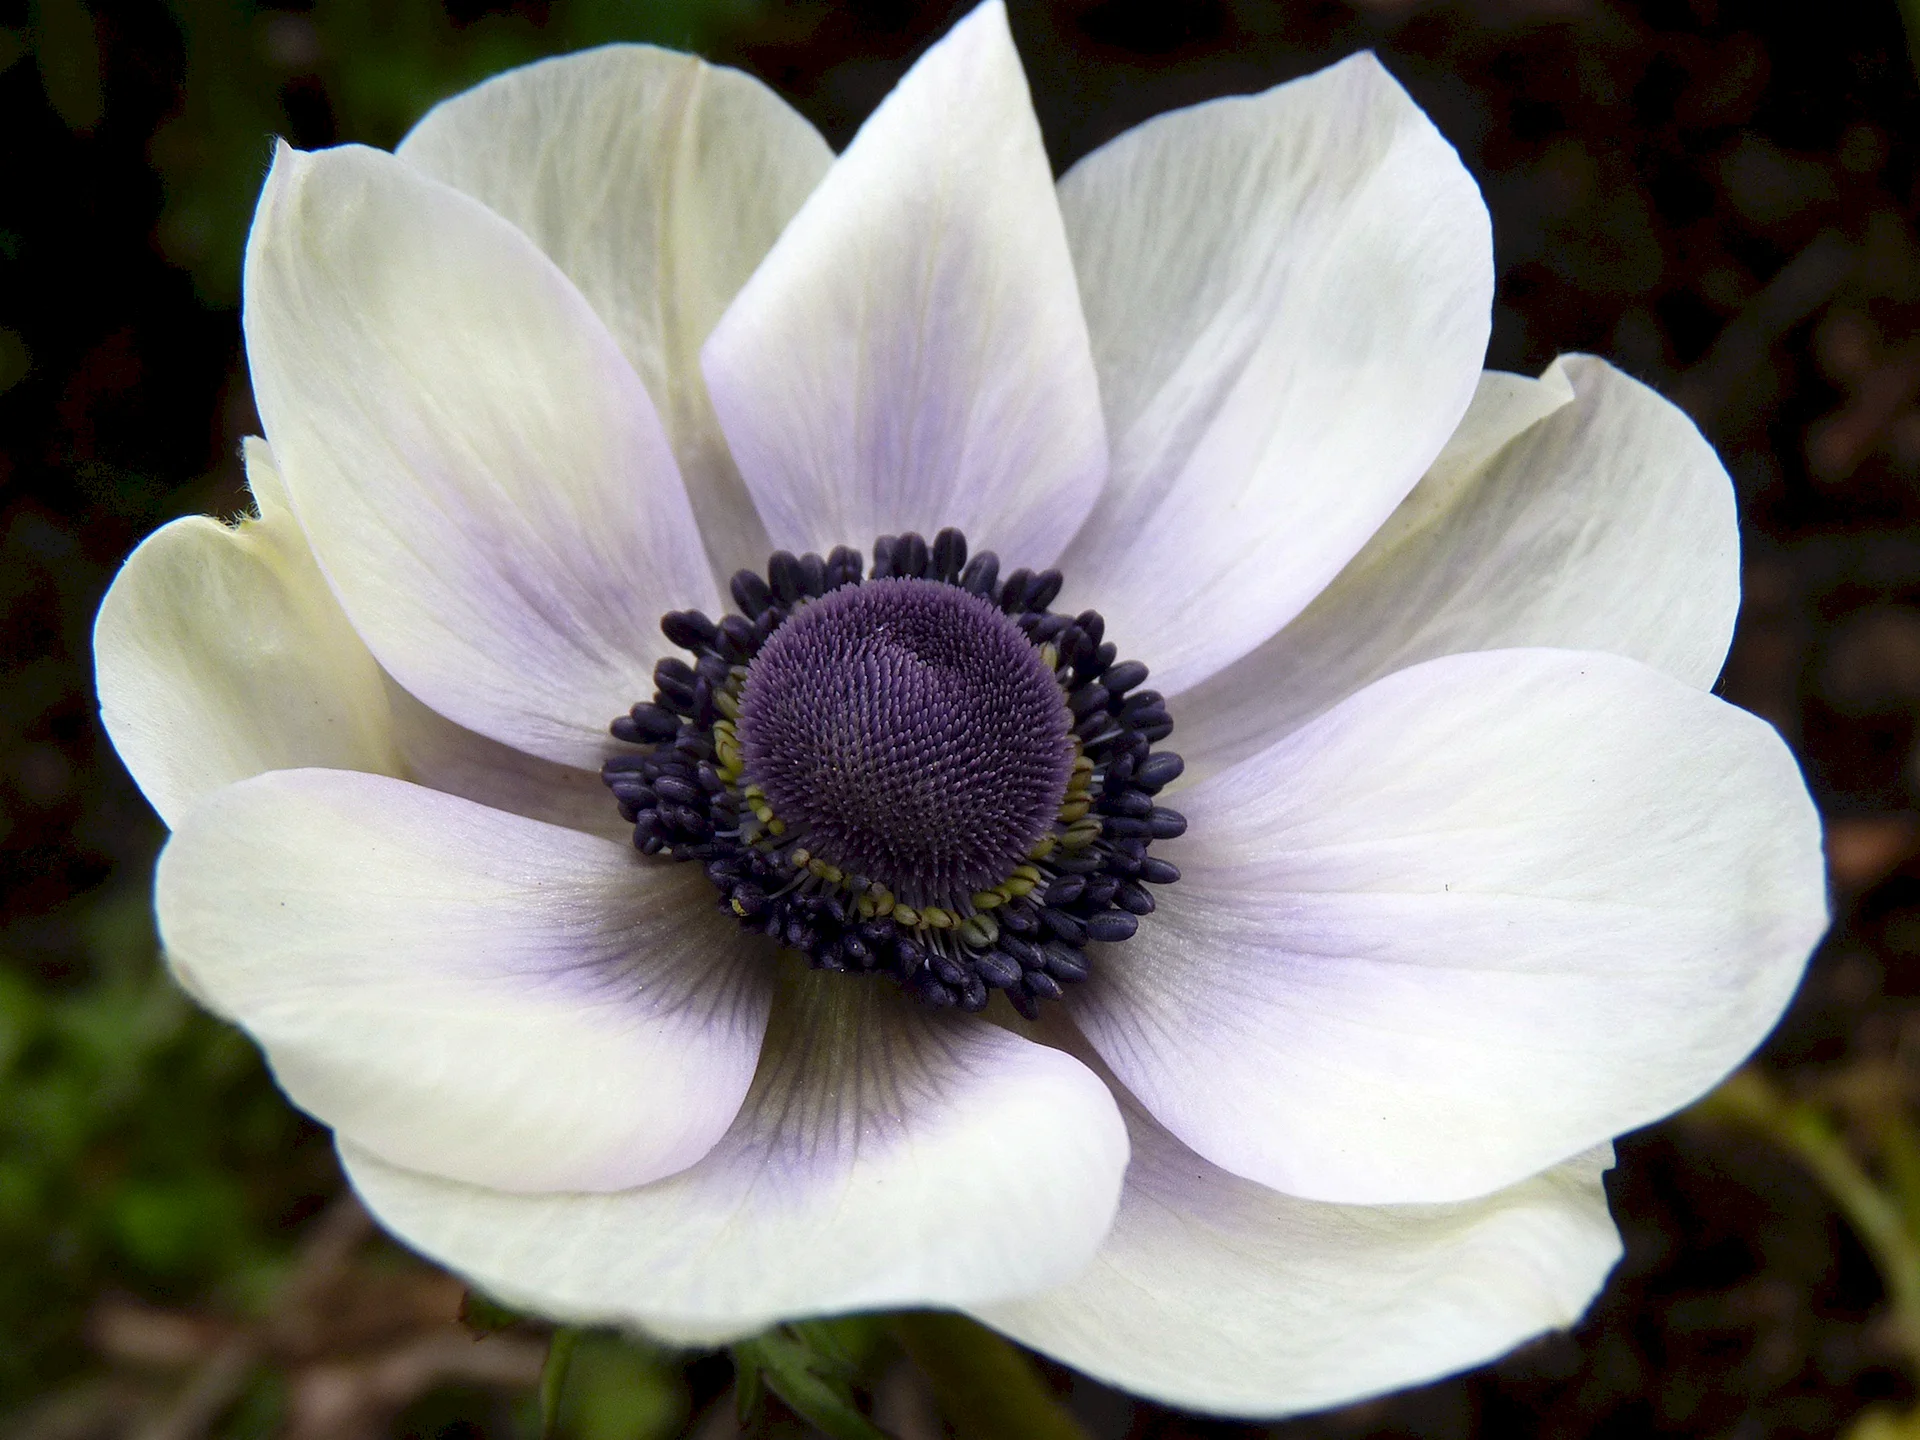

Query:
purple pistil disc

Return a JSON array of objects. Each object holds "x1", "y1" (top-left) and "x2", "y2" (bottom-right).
[{"x1": 735, "y1": 577, "x2": 1074, "y2": 907}]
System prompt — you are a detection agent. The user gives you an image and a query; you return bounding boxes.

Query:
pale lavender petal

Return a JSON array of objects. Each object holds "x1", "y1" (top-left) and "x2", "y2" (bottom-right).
[
  {"x1": 157, "y1": 769, "x2": 769, "y2": 1193},
  {"x1": 1057, "y1": 54, "x2": 1492, "y2": 696},
  {"x1": 93, "y1": 438, "x2": 400, "y2": 824},
  {"x1": 1075, "y1": 647, "x2": 1825, "y2": 1204},
  {"x1": 702, "y1": 1, "x2": 1106, "y2": 571},
  {"x1": 398, "y1": 46, "x2": 832, "y2": 583},
  {"x1": 342, "y1": 966, "x2": 1129, "y2": 1341},
  {"x1": 244, "y1": 142, "x2": 718, "y2": 770},
  {"x1": 1176, "y1": 356, "x2": 1740, "y2": 778},
  {"x1": 980, "y1": 1082, "x2": 1618, "y2": 1417}
]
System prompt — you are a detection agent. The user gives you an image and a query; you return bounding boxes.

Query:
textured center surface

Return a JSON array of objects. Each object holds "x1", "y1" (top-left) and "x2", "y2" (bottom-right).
[{"x1": 736, "y1": 577, "x2": 1074, "y2": 905}]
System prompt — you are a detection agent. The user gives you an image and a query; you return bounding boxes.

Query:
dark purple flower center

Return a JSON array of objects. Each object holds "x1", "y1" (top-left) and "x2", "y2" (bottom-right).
[
  {"x1": 736, "y1": 578, "x2": 1073, "y2": 907},
  {"x1": 601, "y1": 529, "x2": 1184, "y2": 1016}
]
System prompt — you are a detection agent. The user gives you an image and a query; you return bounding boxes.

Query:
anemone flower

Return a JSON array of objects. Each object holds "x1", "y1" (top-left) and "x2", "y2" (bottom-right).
[{"x1": 94, "y1": 0, "x2": 1827, "y2": 1419}]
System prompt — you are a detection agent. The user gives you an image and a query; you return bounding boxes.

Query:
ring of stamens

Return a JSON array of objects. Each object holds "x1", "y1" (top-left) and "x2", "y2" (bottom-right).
[{"x1": 602, "y1": 528, "x2": 1185, "y2": 1016}]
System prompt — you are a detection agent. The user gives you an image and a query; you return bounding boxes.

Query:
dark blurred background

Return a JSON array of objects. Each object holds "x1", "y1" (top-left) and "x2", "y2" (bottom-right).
[{"x1": 3, "y1": 0, "x2": 1918, "y2": 1436}]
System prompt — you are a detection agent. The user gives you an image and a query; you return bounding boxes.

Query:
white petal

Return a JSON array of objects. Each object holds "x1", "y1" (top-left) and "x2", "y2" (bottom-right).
[
  {"x1": 156, "y1": 769, "x2": 769, "y2": 1193},
  {"x1": 1056, "y1": 54, "x2": 1492, "y2": 696},
  {"x1": 398, "y1": 47, "x2": 832, "y2": 583},
  {"x1": 1176, "y1": 356, "x2": 1741, "y2": 778},
  {"x1": 244, "y1": 142, "x2": 719, "y2": 770},
  {"x1": 980, "y1": 1088, "x2": 1619, "y2": 1418},
  {"x1": 93, "y1": 438, "x2": 400, "y2": 826},
  {"x1": 341, "y1": 965, "x2": 1129, "y2": 1340},
  {"x1": 1074, "y1": 648, "x2": 1826, "y2": 1205},
  {"x1": 701, "y1": 0, "x2": 1106, "y2": 570},
  {"x1": 386, "y1": 680, "x2": 629, "y2": 844}
]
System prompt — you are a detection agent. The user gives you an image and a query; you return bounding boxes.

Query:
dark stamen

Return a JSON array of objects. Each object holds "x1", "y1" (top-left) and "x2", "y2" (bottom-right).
[{"x1": 601, "y1": 528, "x2": 1184, "y2": 1016}]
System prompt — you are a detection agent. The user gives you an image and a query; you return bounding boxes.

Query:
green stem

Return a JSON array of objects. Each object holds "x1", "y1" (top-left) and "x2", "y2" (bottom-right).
[
  {"x1": 538, "y1": 1327, "x2": 582, "y2": 1439},
  {"x1": 1875, "y1": 1105, "x2": 1920, "y2": 1247},
  {"x1": 890, "y1": 1312, "x2": 1089, "y2": 1440}
]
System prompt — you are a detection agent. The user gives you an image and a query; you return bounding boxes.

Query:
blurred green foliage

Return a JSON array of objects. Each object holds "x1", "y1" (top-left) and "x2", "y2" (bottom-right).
[
  {"x1": 0, "y1": 880, "x2": 318, "y2": 1412},
  {"x1": 32, "y1": 0, "x2": 104, "y2": 132},
  {"x1": 23, "y1": 0, "x2": 766, "y2": 306},
  {"x1": 555, "y1": 1333, "x2": 691, "y2": 1440},
  {"x1": 732, "y1": 1319, "x2": 891, "y2": 1440},
  {"x1": 153, "y1": 0, "x2": 764, "y2": 302}
]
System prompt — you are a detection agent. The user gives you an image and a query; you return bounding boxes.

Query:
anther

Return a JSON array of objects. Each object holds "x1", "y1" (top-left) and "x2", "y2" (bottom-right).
[
  {"x1": 602, "y1": 529, "x2": 1184, "y2": 1012},
  {"x1": 730, "y1": 569, "x2": 773, "y2": 619}
]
